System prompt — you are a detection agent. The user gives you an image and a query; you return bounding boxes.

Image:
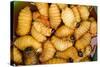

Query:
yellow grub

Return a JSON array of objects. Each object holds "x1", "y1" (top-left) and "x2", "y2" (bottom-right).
[
  {"x1": 14, "y1": 35, "x2": 42, "y2": 53},
  {"x1": 71, "y1": 6, "x2": 81, "y2": 22},
  {"x1": 75, "y1": 33, "x2": 91, "y2": 51},
  {"x1": 55, "y1": 25, "x2": 74, "y2": 37},
  {"x1": 35, "y1": 2, "x2": 48, "y2": 17},
  {"x1": 61, "y1": 7, "x2": 76, "y2": 29},
  {"x1": 31, "y1": 25, "x2": 47, "y2": 42},
  {"x1": 56, "y1": 47, "x2": 80, "y2": 62},
  {"x1": 11, "y1": 46, "x2": 22, "y2": 64},
  {"x1": 39, "y1": 40, "x2": 56, "y2": 62},
  {"x1": 75, "y1": 21, "x2": 91, "y2": 40},
  {"x1": 33, "y1": 21, "x2": 52, "y2": 36},
  {"x1": 89, "y1": 17, "x2": 97, "y2": 37},
  {"x1": 49, "y1": 4, "x2": 61, "y2": 29},
  {"x1": 16, "y1": 6, "x2": 32, "y2": 36},
  {"x1": 57, "y1": 3, "x2": 68, "y2": 10},
  {"x1": 77, "y1": 45, "x2": 92, "y2": 62},
  {"x1": 51, "y1": 36, "x2": 73, "y2": 51},
  {"x1": 77, "y1": 6, "x2": 89, "y2": 20}
]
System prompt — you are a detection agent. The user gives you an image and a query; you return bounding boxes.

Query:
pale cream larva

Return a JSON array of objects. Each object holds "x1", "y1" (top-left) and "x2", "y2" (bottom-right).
[
  {"x1": 57, "y1": 3, "x2": 68, "y2": 10},
  {"x1": 75, "y1": 21, "x2": 91, "y2": 40},
  {"x1": 35, "y1": 2, "x2": 49, "y2": 17},
  {"x1": 55, "y1": 25, "x2": 74, "y2": 37},
  {"x1": 77, "y1": 6, "x2": 90, "y2": 20},
  {"x1": 51, "y1": 36, "x2": 73, "y2": 51},
  {"x1": 75, "y1": 33, "x2": 92, "y2": 52},
  {"x1": 16, "y1": 6, "x2": 32, "y2": 36},
  {"x1": 76, "y1": 45, "x2": 92, "y2": 62},
  {"x1": 61, "y1": 7, "x2": 76, "y2": 29},
  {"x1": 56, "y1": 47, "x2": 80, "y2": 62},
  {"x1": 71, "y1": 6, "x2": 81, "y2": 23},
  {"x1": 89, "y1": 17, "x2": 97, "y2": 37},
  {"x1": 31, "y1": 24, "x2": 47, "y2": 42},
  {"x1": 33, "y1": 21, "x2": 52, "y2": 36},
  {"x1": 39, "y1": 40, "x2": 56, "y2": 62},
  {"x1": 14, "y1": 35, "x2": 42, "y2": 53},
  {"x1": 49, "y1": 4, "x2": 61, "y2": 29},
  {"x1": 11, "y1": 46, "x2": 22, "y2": 64}
]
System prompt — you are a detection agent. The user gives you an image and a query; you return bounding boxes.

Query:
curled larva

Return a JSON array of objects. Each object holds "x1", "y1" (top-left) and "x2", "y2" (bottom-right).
[
  {"x1": 31, "y1": 25, "x2": 47, "y2": 42},
  {"x1": 75, "y1": 21, "x2": 91, "y2": 40},
  {"x1": 57, "y1": 3, "x2": 68, "y2": 10},
  {"x1": 77, "y1": 45, "x2": 92, "y2": 62},
  {"x1": 71, "y1": 6, "x2": 81, "y2": 23},
  {"x1": 56, "y1": 47, "x2": 80, "y2": 62},
  {"x1": 49, "y1": 4, "x2": 61, "y2": 29},
  {"x1": 11, "y1": 46, "x2": 22, "y2": 64},
  {"x1": 77, "y1": 6, "x2": 89, "y2": 20},
  {"x1": 14, "y1": 35, "x2": 42, "y2": 53},
  {"x1": 55, "y1": 25, "x2": 74, "y2": 37},
  {"x1": 61, "y1": 7, "x2": 76, "y2": 29},
  {"x1": 44, "y1": 58, "x2": 66, "y2": 64},
  {"x1": 16, "y1": 6, "x2": 32, "y2": 36},
  {"x1": 35, "y1": 2, "x2": 48, "y2": 17},
  {"x1": 33, "y1": 21, "x2": 52, "y2": 36},
  {"x1": 75, "y1": 33, "x2": 91, "y2": 52},
  {"x1": 39, "y1": 40, "x2": 56, "y2": 62},
  {"x1": 51, "y1": 36, "x2": 73, "y2": 51},
  {"x1": 89, "y1": 17, "x2": 97, "y2": 37},
  {"x1": 23, "y1": 47, "x2": 38, "y2": 65}
]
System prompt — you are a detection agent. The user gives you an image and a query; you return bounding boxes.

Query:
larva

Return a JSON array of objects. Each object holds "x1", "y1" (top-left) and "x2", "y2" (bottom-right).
[
  {"x1": 31, "y1": 25, "x2": 47, "y2": 42},
  {"x1": 14, "y1": 35, "x2": 42, "y2": 53},
  {"x1": 77, "y1": 6, "x2": 90, "y2": 20},
  {"x1": 78, "y1": 45, "x2": 92, "y2": 62},
  {"x1": 44, "y1": 58, "x2": 66, "y2": 64},
  {"x1": 75, "y1": 21, "x2": 91, "y2": 40},
  {"x1": 56, "y1": 47, "x2": 80, "y2": 62},
  {"x1": 61, "y1": 7, "x2": 76, "y2": 29},
  {"x1": 75, "y1": 33, "x2": 91, "y2": 52},
  {"x1": 77, "y1": 45, "x2": 92, "y2": 62},
  {"x1": 57, "y1": 3, "x2": 67, "y2": 10},
  {"x1": 33, "y1": 21, "x2": 52, "y2": 36},
  {"x1": 11, "y1": 46, "x2": 22, "y2": 64},
  {"x1": 16, "y1": 6, "x2": 32, "y2": 36},
  {"x1": 71, "y1": 6, "x2": 81, "y2": 23},
  {"x1": 89, "y1": 17, "x2": 97, "y2": 37},
  {"x1": 49, "y1": 4, "x2": 61, "y2": 29},
  {"x1": 39, "y1": 40, "x2": 56, "y2": 62},
  {"x1": 51, "y1": 36, "x2": 73, "y2": 51},
  {"x1": 35, "y1": 2, "x2": 49, "y2": 17},
  {"x1": 55, "y1": 25, "x2": 74, "y2": 37}
]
